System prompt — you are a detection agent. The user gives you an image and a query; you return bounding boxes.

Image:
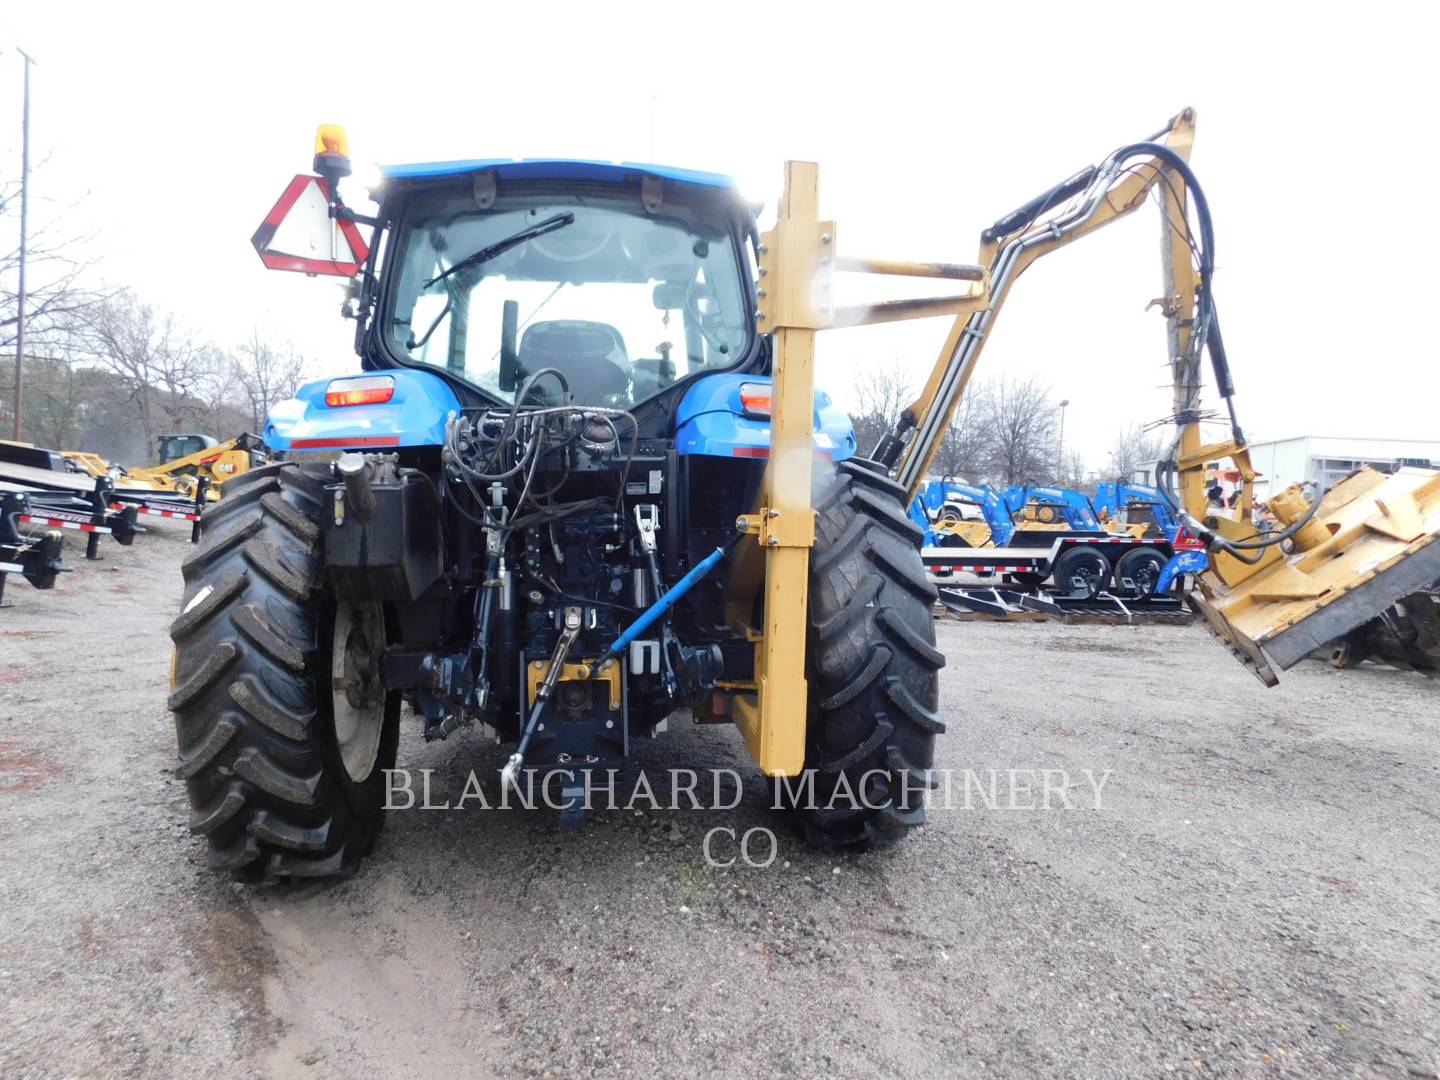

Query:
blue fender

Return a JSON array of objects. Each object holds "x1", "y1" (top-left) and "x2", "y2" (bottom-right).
[
  {"x1": 264, "y1": 369, "x2": 461, "y2": 452},
  {"x1": 1157, "y1": 549, "x2": 1209, "y2": 593},
  {"x1": 673, "y1": 373, "x2": 856, "y2": 462}
]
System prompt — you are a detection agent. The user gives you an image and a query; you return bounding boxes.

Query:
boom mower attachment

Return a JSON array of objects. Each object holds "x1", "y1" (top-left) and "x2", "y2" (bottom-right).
[{"x1": 759, "y1": 107, "x2": 1440, "y2": 687}]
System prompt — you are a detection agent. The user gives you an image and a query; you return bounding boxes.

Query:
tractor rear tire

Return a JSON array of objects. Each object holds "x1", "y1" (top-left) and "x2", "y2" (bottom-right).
[
  {"x1": 167, "y1": 462, "x2": 399, "y2": 882},
  {"x1": 784, "y1": 459, "x2": 944, "y2": 848}
]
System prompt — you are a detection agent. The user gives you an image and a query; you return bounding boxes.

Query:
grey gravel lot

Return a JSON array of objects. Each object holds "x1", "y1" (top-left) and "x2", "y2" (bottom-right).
[{"x1": 1, "y1": 524, "x2": 1438, "y2": 1079}]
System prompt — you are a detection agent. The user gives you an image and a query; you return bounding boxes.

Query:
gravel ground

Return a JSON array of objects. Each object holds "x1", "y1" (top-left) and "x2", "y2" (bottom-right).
[{"x1": 1, "y1": 523, "x2": 1437, "y2": 1079}]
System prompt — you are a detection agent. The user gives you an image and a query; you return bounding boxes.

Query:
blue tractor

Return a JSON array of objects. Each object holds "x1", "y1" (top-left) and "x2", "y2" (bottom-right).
[
  {"x1": 168, "y1": 131, "x2": 941, "y2": 879},
  {"x1": 1002, "y1": 483, "x2": 1104, "y2": 532},
  {"x1": 169, "y1": 108, "x2": 1313, "y2": 876},
  {"x1": 909, "y1": 478, "x2": 1015, "y2": 547},
  {"x1": 1091, "y1": 481, "x2": 1183, "y2": 541}
]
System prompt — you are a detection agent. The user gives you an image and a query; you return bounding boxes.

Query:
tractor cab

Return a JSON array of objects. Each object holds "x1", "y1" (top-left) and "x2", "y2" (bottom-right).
[{"x1": 372, "y1": 160, "x2": 758, "y2": 412}]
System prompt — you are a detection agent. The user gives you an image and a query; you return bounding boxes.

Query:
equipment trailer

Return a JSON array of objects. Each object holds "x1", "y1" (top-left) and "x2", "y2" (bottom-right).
[
  {"x1": 921, "y1": 530, "x2": 1198, "y2": 598},
  {"x1": 168, "y1": 110, "x2": 1440, "y2": 881},
  {"x1": 0, "y1": 447, "x2": 205, "y2": 551},
  {"x1": 0, "y1": 492, "x2": 68, "y2": 604}
]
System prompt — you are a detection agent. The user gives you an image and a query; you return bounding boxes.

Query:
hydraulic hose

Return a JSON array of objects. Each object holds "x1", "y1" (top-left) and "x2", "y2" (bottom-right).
[{"x1": 1153, "y1": 456, "x2": 1324, "y2": 564}]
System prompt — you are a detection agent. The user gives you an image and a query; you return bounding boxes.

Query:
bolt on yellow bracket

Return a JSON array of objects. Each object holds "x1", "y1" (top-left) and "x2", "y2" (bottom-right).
[
  {"x1": 728, "y1": 161, "x2": 827, "y2": 777},
  {"x1": 729, "y1": 161, "x2": 990, "y2": 776}
]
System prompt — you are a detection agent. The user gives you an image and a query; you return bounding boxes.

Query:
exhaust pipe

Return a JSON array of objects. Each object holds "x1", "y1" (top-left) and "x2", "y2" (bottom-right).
[{"x1": 335, "y1": 452, "x2": 377, "y2": 524}]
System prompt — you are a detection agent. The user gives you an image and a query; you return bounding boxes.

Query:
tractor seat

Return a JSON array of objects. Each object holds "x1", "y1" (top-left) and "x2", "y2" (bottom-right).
[
  {"x1": 629, "y1": 355, "x2": 676, "y2": 400},
  {"x1": 516, "y1": 320, "x2": 630, "y2": 404}
]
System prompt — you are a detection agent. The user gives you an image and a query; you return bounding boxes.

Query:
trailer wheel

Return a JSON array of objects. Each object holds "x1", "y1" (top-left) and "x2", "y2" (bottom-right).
[
  {"x1": 1115, "y1": 546, "x2": 1167, "y2": 596},
  {"x1": 782, "y1": 459, "x2": 944, "y2": 848},
  {"x1": 167, "y1": 462, "x2": 399, "y2": 882},
  {"x1": 1052, "y1": 546, "x2": 1111, "y2": 598}
]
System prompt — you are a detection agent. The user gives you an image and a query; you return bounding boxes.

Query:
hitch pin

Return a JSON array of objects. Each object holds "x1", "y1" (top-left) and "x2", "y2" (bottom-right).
[{"x1": 500, "y1": 606, "x2": 582, "y2": 790}]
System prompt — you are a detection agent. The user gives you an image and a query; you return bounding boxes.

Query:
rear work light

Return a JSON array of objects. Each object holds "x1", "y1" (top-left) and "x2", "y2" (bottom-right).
[
  {"x1": 325, "y1": 375, "x2": 395, "y2": 407},
  {"x1": 738, "y1": 382, "x2": 772, "y2": 417}
]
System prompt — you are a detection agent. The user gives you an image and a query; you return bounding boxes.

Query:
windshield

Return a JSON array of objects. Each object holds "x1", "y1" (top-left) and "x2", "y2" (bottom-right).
[{"x1": 386, "y1": 186, "x2": 752, "y2": 406}]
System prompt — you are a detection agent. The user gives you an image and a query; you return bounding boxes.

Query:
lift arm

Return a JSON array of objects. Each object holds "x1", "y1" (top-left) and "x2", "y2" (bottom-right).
[{"x1": 879, "y1": 110, "x2": 1228, "y2": 508}]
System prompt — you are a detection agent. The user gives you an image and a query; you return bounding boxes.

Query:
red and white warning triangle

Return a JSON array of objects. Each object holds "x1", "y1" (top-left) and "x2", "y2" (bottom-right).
[{"x1": 251, "y1": 175, "x2": 369, "y2": 277}]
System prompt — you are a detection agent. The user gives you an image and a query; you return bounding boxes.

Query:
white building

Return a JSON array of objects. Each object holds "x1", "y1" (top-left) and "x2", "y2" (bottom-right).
[{"x1": 1245, "y1": 435, "x2": 1440, "y2": 497}]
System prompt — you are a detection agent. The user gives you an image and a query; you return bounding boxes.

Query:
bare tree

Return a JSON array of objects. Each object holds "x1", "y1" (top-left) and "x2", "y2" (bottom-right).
[
  {"x1": 929, "y1": 384, "x2": 991, "y2": 480},
  {"x1": 81, "y1": 291, "x2": 216, "y2": 452},
  {"x1": 1105, "y1": 423, "x2": 1165, "y2": 484},
  {"x1": 23, "y1": 353, "x2": 87, "y2": 450},
  {"x1": 1055, "y1": 449, "x2": 1089, "y2": 491},
  {"x1": 980, "y1": 374, "x2": 1058, "y2": 486},
  {"x1": 195, "y1": 356, "x2": 244, "y2": 435},
  {"x1": 847, "y1": 363, "x2": 912, "y2": 459},
  {"x1": 1, "y1": 171, "x2": 107, "y2": 436},
  {"x1": 234, "y1": 329, "x2": 309, "y2": 432},
  {"x1": 843, "y1": 368, "x2": 1079, "y2": 488},
  {"x1": 0, "y1": 175, "x2": 104, "y2": 356}
]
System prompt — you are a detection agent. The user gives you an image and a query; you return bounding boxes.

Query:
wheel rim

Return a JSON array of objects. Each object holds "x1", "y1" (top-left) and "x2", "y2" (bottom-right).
[
  {"x1": 1064, "y1": 556, "x2": 1108, "y2": 597},
  {"x1": 331, "y1": 602, "x2": 386, "y2": 783},
  {"x1": 1133, "y1": 556, "x2": 1163, "y2": 594}
]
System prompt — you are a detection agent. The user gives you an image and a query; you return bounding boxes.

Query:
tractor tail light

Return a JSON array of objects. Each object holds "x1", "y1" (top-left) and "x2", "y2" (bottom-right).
[
  {"x1": 738, "y1": 382, "x2": 772, "y2": 417},
  {"x1": 325, "y1": 375, "x2": 395, "y2": 407}
]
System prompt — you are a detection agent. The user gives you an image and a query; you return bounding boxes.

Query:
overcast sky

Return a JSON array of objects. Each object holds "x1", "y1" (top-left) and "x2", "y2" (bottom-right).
[{"x1": 5, "y1": 1, "x2": 1436, "y2": 465}]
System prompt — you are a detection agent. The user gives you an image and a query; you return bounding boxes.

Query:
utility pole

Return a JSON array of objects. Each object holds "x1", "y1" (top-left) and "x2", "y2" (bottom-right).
[
  {"x1": 12, "y1": 49, "x2": 35, "y2": 441},
  {"x1": 1055, "y1": 398, "x2": 1070, "y2": 476}
]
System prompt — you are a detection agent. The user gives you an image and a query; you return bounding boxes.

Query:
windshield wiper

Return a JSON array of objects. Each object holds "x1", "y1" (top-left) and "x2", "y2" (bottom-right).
[{"x1": 422, "y1": 212, "x2": 576, "y2": 290}]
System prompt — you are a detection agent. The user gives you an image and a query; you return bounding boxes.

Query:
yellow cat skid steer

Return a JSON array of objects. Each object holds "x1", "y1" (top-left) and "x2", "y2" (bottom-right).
[{"x1": 123, "y1": 433, "x2": 266, "y2": 501}]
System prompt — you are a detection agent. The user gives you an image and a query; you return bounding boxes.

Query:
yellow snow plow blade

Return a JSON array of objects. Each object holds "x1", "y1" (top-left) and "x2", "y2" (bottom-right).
[{"x1": 1191, "y1": 467, "x2": 1440, "y2": 685}]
